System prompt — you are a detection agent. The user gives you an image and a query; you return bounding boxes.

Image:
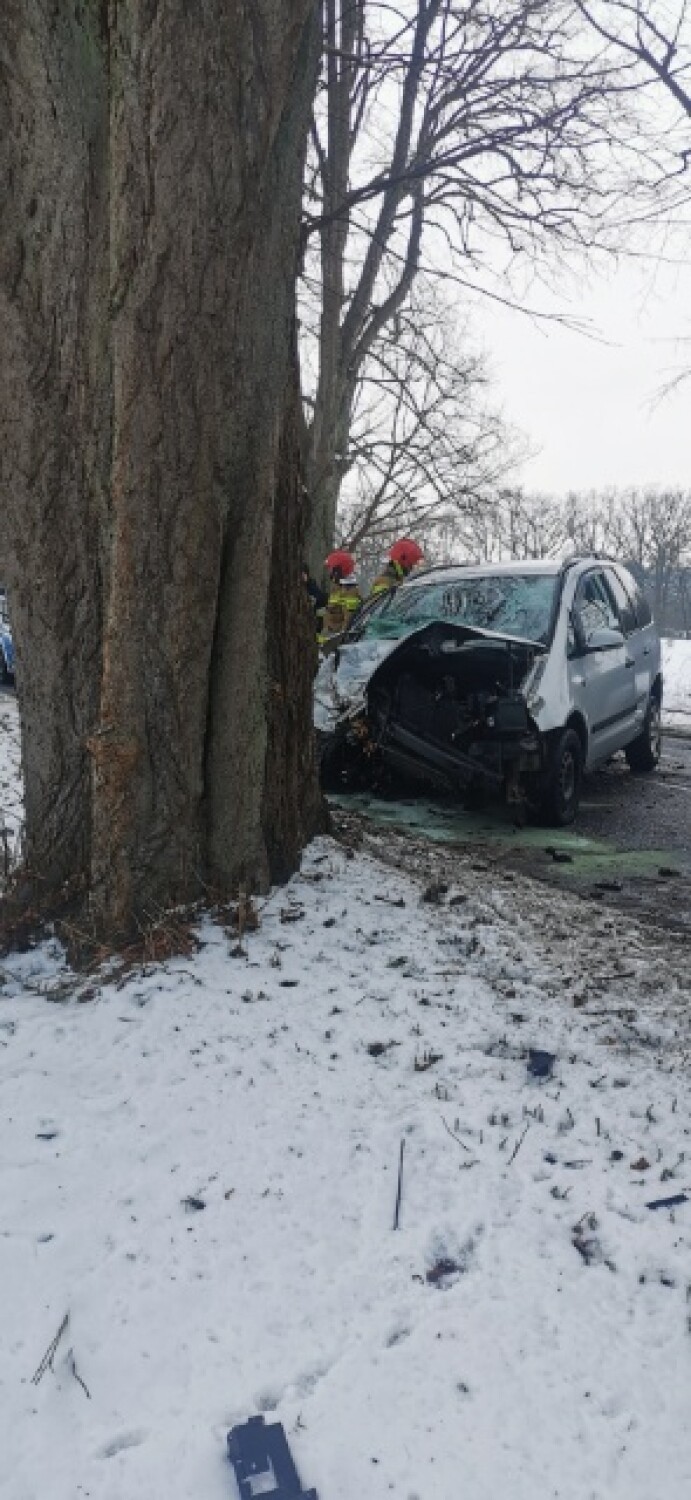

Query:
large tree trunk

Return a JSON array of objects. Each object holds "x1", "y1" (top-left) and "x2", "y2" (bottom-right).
[
  {"x1": 304, "y1": 395, "x2": 352, "y2": 577},
  {"x1": 0, "y1": 1, "x2": 321, "y2": 940},
  {"x1": 0, "y1": 6, "x2": 110, "y2": 905}
]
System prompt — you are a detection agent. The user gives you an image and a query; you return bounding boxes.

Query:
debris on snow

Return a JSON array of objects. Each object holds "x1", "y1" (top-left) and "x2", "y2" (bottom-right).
[
  {"x1": 527, "y1": 1047, "x2": 556, "y2": 1079},
  {"x1": 2, "y1": 679, "x2": 691, "y2": 1499},
  {"x1": 227, "y1": 1415, "x2": 318, "y2": 1500},
  {"x1": 421, "y1": 880, "x2": 448, "y2": 904}
]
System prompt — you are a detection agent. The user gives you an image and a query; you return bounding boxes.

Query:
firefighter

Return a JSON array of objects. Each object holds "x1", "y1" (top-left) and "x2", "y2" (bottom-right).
[
  {"x1": 370, "y1": 538, "x2": 424, "y2": 597},
  {"x1": 317, "y1": 550, "x2": 363, "y2": 644},
  {"x1": 301, "y1": 562, "x2": 327, "y2": 618}
]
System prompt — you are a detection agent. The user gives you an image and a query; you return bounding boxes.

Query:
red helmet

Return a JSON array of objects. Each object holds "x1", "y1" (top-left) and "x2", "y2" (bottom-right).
[
  {"x1": 389, "y1": 538, "x2": 423, "y2": 572},
  {"x1": 325, "y1": 549, "x2": 355, "y2": 579}
]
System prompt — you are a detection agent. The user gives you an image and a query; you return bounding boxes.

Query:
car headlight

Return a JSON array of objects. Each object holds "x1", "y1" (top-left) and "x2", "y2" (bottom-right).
[{"x1": 524, "y1": 655, "x2": 547, "y2": 711}]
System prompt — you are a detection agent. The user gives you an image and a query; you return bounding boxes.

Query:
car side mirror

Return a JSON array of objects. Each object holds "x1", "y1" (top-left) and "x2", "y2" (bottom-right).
[{"x1": 586, "y1": 626, "x2": 625, "y2": 652}]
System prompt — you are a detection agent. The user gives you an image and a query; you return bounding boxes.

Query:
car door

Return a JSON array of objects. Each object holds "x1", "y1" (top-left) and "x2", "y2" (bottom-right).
[
  {"x1": 605, "y1": 566, "x2": 653, "y2": 743},
  {"x1": 568, "y1": 569, "x2": 638, "y2": 764}
]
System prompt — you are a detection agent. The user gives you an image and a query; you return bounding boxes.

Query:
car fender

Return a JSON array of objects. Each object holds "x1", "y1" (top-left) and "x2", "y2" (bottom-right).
[
  {"x1": 524, "y1": 586, "x2": 583, "y2": 739},
  {"x1": 314, "y1": 636, "x2": 401, "y2": 735}
]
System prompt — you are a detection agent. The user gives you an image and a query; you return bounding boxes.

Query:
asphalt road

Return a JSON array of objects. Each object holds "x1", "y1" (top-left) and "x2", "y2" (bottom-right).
[
  {"x1": 575, "y1": 731, "x2": 691, "y2": 857},
  {"x1": 335, "y1": 730, "x2": 691, "y2": 940}
]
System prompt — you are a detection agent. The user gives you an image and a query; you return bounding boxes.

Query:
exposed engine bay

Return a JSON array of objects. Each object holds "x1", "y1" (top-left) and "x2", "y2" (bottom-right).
[{"x1": 320, "y1": 621, "x2": 546, "y2": 806}]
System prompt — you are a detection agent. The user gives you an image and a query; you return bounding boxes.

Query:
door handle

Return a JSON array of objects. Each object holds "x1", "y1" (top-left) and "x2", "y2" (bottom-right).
[
  {"x1": 625, "y1": 657, "x2": 635, "y2": 668},
  {"x1": 643, "y1": 646, "x2": 651, "y2": 657}
]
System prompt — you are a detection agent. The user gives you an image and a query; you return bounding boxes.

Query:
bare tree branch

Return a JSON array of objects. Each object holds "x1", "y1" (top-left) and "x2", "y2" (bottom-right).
[{"x1": 301, "y1": 0, "x2": 684, "y2": 572}]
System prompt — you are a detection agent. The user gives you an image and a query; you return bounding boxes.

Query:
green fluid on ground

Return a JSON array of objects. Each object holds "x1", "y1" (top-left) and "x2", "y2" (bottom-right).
[{"x1": 331, "y1": 792, "x2": 684, "y2": 880}]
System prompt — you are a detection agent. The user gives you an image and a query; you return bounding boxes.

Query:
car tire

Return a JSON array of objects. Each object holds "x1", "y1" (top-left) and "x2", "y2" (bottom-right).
[
  {"x1": 0, "y1": 649, "x2": 8, "y2": 687},
  {"x1": 538, "y1": 727, "x2": 583, "y2": 826},
  {"x1": 319, "y1": 732, "x2": 369, "y2": 792},
  {"x1": 625, "y1": 695, "x2": 662, "y2": 774}
]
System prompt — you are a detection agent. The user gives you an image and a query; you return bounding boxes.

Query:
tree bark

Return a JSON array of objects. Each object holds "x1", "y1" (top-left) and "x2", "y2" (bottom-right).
[
  {"x1": 0, "y1": 0, "x2": 321, "y2": 940},
  {"x1": 0, "y1": 5, "x2": 110, "y2": 904}
]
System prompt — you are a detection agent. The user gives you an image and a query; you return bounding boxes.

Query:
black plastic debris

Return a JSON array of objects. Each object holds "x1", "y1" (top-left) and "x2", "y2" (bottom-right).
[
  {"x1": 572, "y1": 1216, "x2": 601, "y2": 1265},
  {"x1": 367, "y1": 1040, "x2": 397, "y2": 1058},
  {"x1": 646, "y1": 1193, "x2": 688, "y2": 1211},
  {"x1": 545, "y1": 847, "x2": 573, "y2": 864},
  {"x1": 426, "y1": 1256, "x2": 462, "y2": 1286},
  {"x1": 421, "y1": 881, "x2": 448, "y2": 904},
  {"x1": 227, "y1": 1416, "x2": 318, "y2": 1499},
  {"x1": 527, "y1": 1048, "x2": 555, "y2": 1079}
]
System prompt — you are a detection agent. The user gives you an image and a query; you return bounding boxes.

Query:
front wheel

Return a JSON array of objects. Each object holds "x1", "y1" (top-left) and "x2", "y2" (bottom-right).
[
  {"x1": 625, "y1": 696, "x2": 662, "y2": 773},
  {"x1": 536, "y1": 727, "x2": 583, "y2": 826}
]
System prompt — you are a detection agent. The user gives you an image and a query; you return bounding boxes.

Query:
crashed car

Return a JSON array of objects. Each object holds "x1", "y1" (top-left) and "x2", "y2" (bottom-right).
[{"x1": 314, "y1": 558, "x2": 662, "y2": 824}]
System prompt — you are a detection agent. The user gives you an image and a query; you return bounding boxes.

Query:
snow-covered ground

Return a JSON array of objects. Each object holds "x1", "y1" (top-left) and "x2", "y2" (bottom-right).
[
  {"x1": 2, "y1": 688, "x2": 691, "y2": 1496},
  {"x1": 662, "y1": 638, "x2": 691, "y2": 728}
]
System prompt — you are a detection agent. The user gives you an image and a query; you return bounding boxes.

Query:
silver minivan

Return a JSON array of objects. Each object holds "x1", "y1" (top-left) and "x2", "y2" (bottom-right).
[{"x1": 314, "y1": 556, "x2": 663, "y2": 823}]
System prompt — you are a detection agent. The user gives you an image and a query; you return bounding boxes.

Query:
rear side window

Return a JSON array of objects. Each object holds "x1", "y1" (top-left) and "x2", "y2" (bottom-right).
[
  {"x1": 634, "y1": 589, "x2": 652, "y2": 628},
  {"x1": 615, "y1": 567, "x2": 652, "y2": 628},
  {"x1": 606, "y1": 568, "x2": 637, "y2": 635}
]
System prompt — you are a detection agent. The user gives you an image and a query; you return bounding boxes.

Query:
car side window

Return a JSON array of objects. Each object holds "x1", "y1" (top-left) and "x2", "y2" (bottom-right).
[
  {"x1": 606, "y1": 568, "x2": 637, "y2": 635},
  {"x1": 633, "y1": 587, "x2": 652, "y2": 628},
  {"x1": 574, "y1": 571, "x2": 620, "y2": 643},
  {"x1": 613, "y1": 565, "x2": 653, "y2": 627}
]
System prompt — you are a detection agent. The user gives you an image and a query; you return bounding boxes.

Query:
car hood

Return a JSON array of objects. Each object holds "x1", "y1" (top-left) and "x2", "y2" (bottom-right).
[{"x1": 314, "y1": 620, "x2": 545, "y2": 735}]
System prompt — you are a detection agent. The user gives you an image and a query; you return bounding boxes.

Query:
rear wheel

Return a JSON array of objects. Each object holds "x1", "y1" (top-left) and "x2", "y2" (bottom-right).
[
  {"x1": 0, "y1": 649, "x2": 9, "y2": 687},
  {"x1": 537, "y1": 727, "x2": 583, "y2": 826},
  {"x1": 625, "y1": 695, "x2": 662, "y2": 773}
]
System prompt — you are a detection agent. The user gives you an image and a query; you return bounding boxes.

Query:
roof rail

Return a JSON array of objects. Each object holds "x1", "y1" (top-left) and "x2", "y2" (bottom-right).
[
  {"x1": 409, "y1": 553, "x2": 629, "y2": 581},
  {"x1": 558, "y1": 551, "x2": 628, "y2": 568},
  {"x1": 407, "y1": 561, "x2": 481, "y2": 579}
]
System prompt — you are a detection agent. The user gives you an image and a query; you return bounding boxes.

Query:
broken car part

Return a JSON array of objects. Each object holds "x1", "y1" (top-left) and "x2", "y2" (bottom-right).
[{"x1": 227, "y1": 1416, "x2": 318, "y2": 1500}]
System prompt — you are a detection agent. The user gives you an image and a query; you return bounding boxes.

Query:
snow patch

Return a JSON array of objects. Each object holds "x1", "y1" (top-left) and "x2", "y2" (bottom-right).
[
  {"x1": 662, "y1": 638, "x2": 691, "y2": 728},
  {"x1": 1, "y1": 831, "x2": 691, "y2": 1498}
]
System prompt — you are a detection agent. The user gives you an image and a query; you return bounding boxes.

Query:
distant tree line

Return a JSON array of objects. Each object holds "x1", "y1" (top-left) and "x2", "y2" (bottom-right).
[{"x1": 427, "y1": 486, "x2": 691, "y2": 634}]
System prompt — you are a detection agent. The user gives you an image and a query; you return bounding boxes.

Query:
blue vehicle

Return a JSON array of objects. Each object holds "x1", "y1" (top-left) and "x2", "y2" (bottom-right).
[{"x1": 0, "y1": 601, "x2": 15, "y2": 685}]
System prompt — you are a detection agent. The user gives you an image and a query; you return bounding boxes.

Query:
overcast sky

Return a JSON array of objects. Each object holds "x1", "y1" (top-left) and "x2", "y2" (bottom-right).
[{"x1": 478, "y1": 249, "x2": 691, "y2": 497}]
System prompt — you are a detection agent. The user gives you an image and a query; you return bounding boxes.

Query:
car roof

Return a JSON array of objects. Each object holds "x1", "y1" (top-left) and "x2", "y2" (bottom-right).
[
  {"x1": 402, "y1": 556, "x2": 623, "y2": 589},
  {"x1": 404, "y1": 559, "x2": 563, "y2": 587}
]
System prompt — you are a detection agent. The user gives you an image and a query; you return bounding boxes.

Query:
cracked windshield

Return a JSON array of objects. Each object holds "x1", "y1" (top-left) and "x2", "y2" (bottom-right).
[{"x1": 358, "y1": 572, "x2": 558, "y2": 645}]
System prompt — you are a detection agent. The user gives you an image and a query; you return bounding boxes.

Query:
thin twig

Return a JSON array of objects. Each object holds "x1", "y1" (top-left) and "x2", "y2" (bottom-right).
[
  {"x1": 508, "y1": 1121, "x2": 531, "y2": 1166},
  {"x1": 441, "y1": 1116, "x2": 472, "y2": 1153},
  {"x1": 67, "y1": 1349, "x2": 91, "y2": 1400},
  {"x1": 393, "y1": 1138, "x2": 405, "y2": 1231},
  {"x1": 588, "y1": 971, "x2": 637, "y2": 984},
  {"x1": 31, "y1": 1313, "x2": 69, "y2": 1384}
]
